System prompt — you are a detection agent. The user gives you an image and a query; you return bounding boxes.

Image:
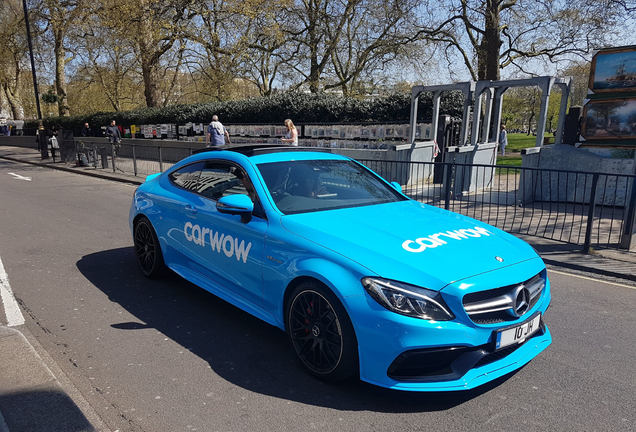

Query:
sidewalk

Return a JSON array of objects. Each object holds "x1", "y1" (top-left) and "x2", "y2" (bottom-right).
[
  {"x1": 0, "y1": 326, "x2": 104, "y2": 432},
  {"x1": 0, "y1": 144, "x2": 634, "y2": 432}
]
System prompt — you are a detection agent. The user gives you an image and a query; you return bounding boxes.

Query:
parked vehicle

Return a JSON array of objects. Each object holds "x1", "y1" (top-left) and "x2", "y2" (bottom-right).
[{"x1": 129, "y1": 145, "x2": 551, "y2": 391}]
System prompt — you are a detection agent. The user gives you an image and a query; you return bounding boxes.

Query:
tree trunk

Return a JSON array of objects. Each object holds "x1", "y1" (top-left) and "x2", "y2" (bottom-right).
[
  {"x1": 53, "y1": 29, "x2": 70, "y2": 116},
  {"x1": 3, "y1": 84, "x2": 24, "y2": 120},
  {"x1": 138, "y1": 8, "x2": 162, "y2": 108},
  {"x1": 527, "y1": 112, "x2": 535, "y2": 135},
  {"x1": 478, "y1": 0, "x2": 502, "y2": 81},
  {"x1": 141, "y1": 60, "x2": 161, "y2": 108},
  {"x1": 307, "y1": 29, "x2": 320, "y2": 92}
]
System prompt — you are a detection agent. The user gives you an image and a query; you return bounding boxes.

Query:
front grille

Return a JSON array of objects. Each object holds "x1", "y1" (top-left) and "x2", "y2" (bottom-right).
[
  {"x1": 462, "y1": 272, "x2": 545, "y2": 324},
  {"x1": 388, "y1": 347, "x2": 468, "y2": 378},
  {"x1": 470, "y1": 311, "x2": 517, "y2": 325}
]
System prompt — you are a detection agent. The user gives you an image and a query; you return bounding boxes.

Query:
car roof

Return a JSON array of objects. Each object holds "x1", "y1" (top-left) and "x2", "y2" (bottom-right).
[
  {"x1": 188, "y1": 145, "x2": 348, "y2": 165},
  {"x1": 192, "y1": 144, "x2": 332, "y2": 157}
]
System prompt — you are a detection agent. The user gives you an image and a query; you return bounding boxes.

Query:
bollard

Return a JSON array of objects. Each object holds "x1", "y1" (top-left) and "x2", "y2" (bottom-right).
[{"x1": 100, "y1": 146, "x2": 108, "y2": 169}]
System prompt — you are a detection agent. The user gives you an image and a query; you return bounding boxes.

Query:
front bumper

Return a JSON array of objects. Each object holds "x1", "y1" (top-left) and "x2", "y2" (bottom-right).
[
  {"x1": 346, "y1": 263, "x2": 552, "y2": 391},
  {"x1": 365, "y1": 326, "x2": 552, "y2": 392}
]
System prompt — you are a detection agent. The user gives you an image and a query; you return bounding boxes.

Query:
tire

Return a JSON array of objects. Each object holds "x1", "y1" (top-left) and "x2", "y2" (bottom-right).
[
  {"x1": 133, "y1": 217, "x2": 167, "y2": 278},
  {"x1": 286, "y1": 282, "x2": 359, "y2": 382}
]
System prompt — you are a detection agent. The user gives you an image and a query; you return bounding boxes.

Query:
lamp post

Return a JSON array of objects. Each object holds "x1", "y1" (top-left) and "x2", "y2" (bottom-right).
[{"x1": 22, "y1": 0, "x2": 47, "y2": 159}]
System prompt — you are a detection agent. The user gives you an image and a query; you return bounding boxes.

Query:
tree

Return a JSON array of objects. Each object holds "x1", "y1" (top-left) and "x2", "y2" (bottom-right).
[
  {"x1": 184, "y1": 0, "x2": 248, "y2": 101},
  {"x1": 284, "y1": 0, "x2": 364, "y2": 93},
  {"x1": 72, "y1": 16, "x2": 142, "y2": 112},
  {"x1": 240, "y1": 7, "x2": 296, "y2": 96},
  {"x1": 0, "y1": 0, "x2": 28, "y2": 119},
  {"x1": 103, "y1": 0, "x2": 197, "y2": 108},
  {"x1": 420, "y1": 0, "x2": 631, "y2": 81},
  {"x1": 327, "y1": 0, "x2": 424, "y2": 96},
  {"x1": 33, "y1": 0, "x2": 87, "y2": 116},
  {"x1": 560, "y1": 60, "x2": 591, "y2": 106}
]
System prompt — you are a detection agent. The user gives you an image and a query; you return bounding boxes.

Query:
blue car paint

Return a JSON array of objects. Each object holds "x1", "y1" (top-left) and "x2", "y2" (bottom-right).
[{"x1": 130, "y1": 150, "x2": 552, "y2": 391}]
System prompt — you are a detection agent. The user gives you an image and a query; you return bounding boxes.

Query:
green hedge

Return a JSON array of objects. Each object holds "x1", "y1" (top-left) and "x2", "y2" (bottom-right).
[{"x1": 26, "y1": 91, "x2": 464, "y2": 130}]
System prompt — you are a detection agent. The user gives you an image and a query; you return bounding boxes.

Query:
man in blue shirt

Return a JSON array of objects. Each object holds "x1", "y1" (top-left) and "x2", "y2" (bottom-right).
[{"x1": 206, "y1": 115, "x2": 231, "y2": 147}]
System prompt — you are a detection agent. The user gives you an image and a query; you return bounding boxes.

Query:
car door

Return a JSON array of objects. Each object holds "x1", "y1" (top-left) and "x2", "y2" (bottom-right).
[
  {"x1": 152, "y1": 161, "x2": 206, "y2": 260},
  {"x1": 179, "y1": 159, "x2": 267, "y2": 305}
]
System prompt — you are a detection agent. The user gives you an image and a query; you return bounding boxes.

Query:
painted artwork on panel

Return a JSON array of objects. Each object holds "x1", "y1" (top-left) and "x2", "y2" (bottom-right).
[
  {"x1": 582, "y1": 98, "x2": 636, "y2": 139},
  {"x1": 590, "y1": 48, "x2": 636, "y2": 93}
]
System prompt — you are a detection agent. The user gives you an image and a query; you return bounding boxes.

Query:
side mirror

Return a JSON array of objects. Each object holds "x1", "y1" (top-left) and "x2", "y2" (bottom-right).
[
  {"x1": 217, "y1": 194, "x2": 254, "y2": 222},
  {"x1": 390, "y1": 181, "x2": 402, "y2": 193}
]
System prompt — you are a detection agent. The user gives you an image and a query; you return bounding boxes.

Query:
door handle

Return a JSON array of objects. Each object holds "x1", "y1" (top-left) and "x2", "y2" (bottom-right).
[{"x1": 184, "y1": 205, "x2": 198, "y2": 214}]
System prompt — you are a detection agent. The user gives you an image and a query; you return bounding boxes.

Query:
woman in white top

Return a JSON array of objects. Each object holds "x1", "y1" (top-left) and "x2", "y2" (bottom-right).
[{"x1": 281, "y1": 119, "x2": 299, "y2": 146}]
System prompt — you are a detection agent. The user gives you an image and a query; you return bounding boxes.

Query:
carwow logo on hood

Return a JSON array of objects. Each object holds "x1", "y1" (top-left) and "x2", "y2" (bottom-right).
[
  {"x1": 184, "y1": 222, "x2": 252, "y2": 263},
  {"x1": 402, "y1": 226, "x2": 492, "y2": 253}
]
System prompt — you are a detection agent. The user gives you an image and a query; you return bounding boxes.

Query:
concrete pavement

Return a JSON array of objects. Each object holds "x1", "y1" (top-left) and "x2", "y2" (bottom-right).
[{"x1": 0, "y1": 143, "x2": 634, "y2": 432}]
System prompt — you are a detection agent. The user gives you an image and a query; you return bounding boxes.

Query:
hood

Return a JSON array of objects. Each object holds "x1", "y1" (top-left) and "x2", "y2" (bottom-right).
[{"x1": 281, "y1": 200, "x2": 540, "y2": 291}]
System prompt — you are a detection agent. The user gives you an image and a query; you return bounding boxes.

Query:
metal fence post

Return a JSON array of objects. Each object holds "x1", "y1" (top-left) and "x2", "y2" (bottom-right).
[
  {"x1": 444, "y1": 162, "x2": 453, "y2": 210},
  {"x1": 111, "y1": 144, "x2": 116, "y2": 173},
  {"x1": 620, "y1": 177, "x2": 636, "y2": 249},
  {"x1": 132, "y1": 145, "x2": 138, "y2": 176},
  {"x1": 158, "y1": 146, "x2": 163, "y2": 172},
  {"x1": 583, "y1": 173, "x2": 599, "y2": 254}
]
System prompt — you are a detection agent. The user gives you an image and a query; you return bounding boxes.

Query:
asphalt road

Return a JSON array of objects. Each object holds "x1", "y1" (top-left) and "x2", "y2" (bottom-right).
[{"x1": 0, "y1": 158, "x2": 635, "y2": 432}]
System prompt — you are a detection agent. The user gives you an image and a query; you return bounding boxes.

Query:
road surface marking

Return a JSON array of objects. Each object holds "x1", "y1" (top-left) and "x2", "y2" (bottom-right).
[
  {"x1": 0, "y1": 255, "x2": 25, "y2": 326},
  {"x1": 548, "y1": 269, "x2": 636, "y2": 290},
  {"x1": 8, "y1": 172, "x2": 32, "y2": 181}
]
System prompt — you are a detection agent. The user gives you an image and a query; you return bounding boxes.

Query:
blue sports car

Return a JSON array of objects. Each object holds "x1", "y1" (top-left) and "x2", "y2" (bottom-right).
[{"x1": 129, "y1": 145, "x2": 551, "y2": 391}]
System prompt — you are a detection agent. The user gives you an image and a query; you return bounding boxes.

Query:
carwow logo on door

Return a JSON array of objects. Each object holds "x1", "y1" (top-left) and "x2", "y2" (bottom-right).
[{"x1": 184, "y1": 222, "x2": 252, "y2": 263}]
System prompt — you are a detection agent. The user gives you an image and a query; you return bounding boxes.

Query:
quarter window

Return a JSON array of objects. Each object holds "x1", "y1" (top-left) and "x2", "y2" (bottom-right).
[
  {"x1": 169, "y1": 162, "x2": 205, "y2": 191},
  {"x1": 197, "y1": 162, "x2": 248, "y2": 200}
]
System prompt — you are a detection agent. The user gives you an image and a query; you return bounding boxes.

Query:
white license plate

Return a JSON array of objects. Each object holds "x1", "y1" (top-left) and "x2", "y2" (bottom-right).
[{"x1": 496, "y1": 314, "x2": 541, "y2": 349}]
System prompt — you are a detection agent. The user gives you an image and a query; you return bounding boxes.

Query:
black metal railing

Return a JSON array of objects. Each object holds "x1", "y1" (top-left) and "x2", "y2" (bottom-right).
[
  {"x1": 358, "y1": 159, "x2": 636, "y2": 251},
  {"x1": 73, "y1": 146, "x2": 636, "y2": 251},
  {"x1": 3, "y1": 137, "x2": 634, "y2": 251},
  {"x1": 71, "y1": 141, "x2": 195, "y2": 176}
]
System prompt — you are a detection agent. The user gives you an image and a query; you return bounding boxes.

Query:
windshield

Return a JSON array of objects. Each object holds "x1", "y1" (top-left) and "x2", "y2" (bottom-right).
[{"x1": 257, "y1": 159, "x2": 406, "y2": 214}]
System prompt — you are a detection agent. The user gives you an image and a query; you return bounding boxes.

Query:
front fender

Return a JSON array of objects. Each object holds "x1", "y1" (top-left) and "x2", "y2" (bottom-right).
[
  {"x1": 293, "y1": 258, "x2": 366, "y2": 299},
  {"x1": 262, "y1": 254, "x2": 369, "y2": 330}
]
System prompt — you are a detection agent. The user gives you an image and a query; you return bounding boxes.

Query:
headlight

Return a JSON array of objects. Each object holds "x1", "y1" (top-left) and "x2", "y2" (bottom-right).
[{"x1": 362, "y1": 277, "x2": 455, "y2": 321}]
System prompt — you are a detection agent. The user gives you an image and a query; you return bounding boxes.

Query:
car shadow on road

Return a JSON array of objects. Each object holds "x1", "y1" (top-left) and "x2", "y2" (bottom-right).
[{"x1": 77, "y1": 247, "x2": 517, "y2": 413}]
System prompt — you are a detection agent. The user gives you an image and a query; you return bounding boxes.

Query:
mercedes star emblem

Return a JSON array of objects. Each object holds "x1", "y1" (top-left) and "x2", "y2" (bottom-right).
[{"x1": 513, "y1": 288, "x2": 530, "y2": 317}]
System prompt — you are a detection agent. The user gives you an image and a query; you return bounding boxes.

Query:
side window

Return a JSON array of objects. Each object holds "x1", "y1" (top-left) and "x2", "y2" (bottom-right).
[
  {"x1": 197, "y1": 162, "x2": 248, "y2": 200},
  {"x1": 197, "y1": 161, "x2": 266, "y2": 219},
  {"x1": 169, "y1": 162, "x2": 205, "y2": 191}
]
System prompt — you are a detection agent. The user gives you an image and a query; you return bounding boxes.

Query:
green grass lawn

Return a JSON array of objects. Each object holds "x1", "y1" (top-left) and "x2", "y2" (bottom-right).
[
  {"x1": 494, "y1": 132, "x2": 552, "y2": 172},
  {"x1": 505, "y1": 132, "x2": 553, "y2": 152},
  {"x1": 496, "y1": 156, "x2": 522, "y2": 167}
]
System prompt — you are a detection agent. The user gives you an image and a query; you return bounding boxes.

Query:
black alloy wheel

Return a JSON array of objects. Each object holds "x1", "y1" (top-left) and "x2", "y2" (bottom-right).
[
  {"x1": 134, "y1": 217, "x2": 166, "y2": 278},
  {"x1": 286, "y1": 283, "x2": 358, "y2": 382}
]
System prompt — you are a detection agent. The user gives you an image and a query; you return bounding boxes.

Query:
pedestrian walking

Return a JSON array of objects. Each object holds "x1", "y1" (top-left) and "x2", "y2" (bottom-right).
[
  {"x1": 106, "y1": 120, "x2": 122, "y2": 157},
  {"x1": 48, "y1": 125, "x2": 59, "y2": 161},
  {"x1": 499, "y1": 124, "x2": 508, "y2": 156},
  {"x1": 281, "y1": 119, "x2": 298, "y2": 146},
  {"x1": 206, "y1": 115, "x2": 231, "y2": 147}
]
